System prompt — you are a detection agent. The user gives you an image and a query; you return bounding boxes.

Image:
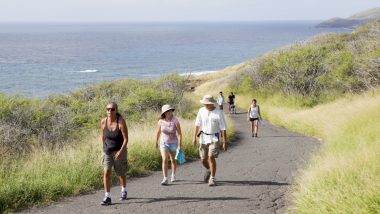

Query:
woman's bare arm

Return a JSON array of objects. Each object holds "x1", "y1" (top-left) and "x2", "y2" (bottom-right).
[
  {"x1": 119, "y1": 118, "x2": 129, "y2": 151},
  {"x1": 100, "y1": 118, "x2": 106, "y2": 144},
  {"x1": 175, "y1": 121, "x2": 182, "y2": 149},
  {"x1": 155, "y1": 121, "x2": 161, "y2": 148}
]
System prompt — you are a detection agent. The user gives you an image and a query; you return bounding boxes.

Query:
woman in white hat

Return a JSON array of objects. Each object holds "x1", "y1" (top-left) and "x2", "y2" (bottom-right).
[{"x1": 155, "y1": 104, "x2": 182, "y2": 185}]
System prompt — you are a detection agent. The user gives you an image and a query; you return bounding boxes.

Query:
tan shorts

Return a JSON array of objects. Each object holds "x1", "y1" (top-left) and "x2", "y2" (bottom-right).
[
  {"x1": 199, "y1": 142, "x2": 219, "y2": 159},
  {"x1": 101, "y1": 150, "x2": 128, "y2": 176}
]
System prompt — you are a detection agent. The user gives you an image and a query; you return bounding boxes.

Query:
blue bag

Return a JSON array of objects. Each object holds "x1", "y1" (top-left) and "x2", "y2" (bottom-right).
[{"x1": 175, "y1": 149, "x2": 186, "y2": 165}]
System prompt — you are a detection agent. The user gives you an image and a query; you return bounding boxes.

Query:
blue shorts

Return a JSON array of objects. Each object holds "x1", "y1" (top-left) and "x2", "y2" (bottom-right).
[{"x1": 160, "y1": 143, "x2": 178, "y2": 153}]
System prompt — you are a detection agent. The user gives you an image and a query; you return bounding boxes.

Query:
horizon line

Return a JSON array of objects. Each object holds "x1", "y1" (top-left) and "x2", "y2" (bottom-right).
[{"x1": 0, "y1": 20, "x2": 324, "y2": 24}]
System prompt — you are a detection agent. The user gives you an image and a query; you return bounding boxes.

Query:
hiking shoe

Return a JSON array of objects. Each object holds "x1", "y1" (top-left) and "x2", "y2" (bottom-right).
[
  {"x1": 101, "y1": 197, "x2": 112, "y2": 206},
  {"x1": 251, "y1": 133, "x2": 254, "y2": 137},
  {"x1": 255, "y1": 133, "x2": 258, "y2": 138},
  {"x1": 161, "y1": 178, "x2": 169, "y2": 186},
  {"x1": 203, "y1": 170, "x2": 211, "y2": 183},
  {"x1": 170, "y1": 175, "x2": 176, "y2": 182},
  {"x1": 208, "y1": 177, "x2": 216, "y2": 186},
  {"x1": 120, "y1": 191, "x2": 127, "y2": 201}
]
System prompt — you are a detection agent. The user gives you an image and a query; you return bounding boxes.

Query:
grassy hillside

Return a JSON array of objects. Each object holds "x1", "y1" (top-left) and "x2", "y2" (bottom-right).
[
  {"x1": 317, "y1": 7, "x2": 380, "y2": 28},
  {"x1": 228, "y1": 21, "x2": 380, "y2": 213},
  {"x1": 349, "y1": 7, "x2": 380, "y2": 20},
  {"x1": 231, "y1": 20, "x2": 380, "y2": 107},
  {"x1": 0, "y1": 74, "x2": 188, "y2": 160}
]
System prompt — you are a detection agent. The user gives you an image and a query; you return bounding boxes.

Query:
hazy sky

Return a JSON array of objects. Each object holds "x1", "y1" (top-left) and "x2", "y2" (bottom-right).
[{"x1": 0, "y1": 0, "x2": 379, "y2": 22}]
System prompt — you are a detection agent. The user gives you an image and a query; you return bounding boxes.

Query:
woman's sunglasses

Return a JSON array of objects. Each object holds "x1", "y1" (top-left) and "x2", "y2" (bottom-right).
[{"x1": 106, "y1": 108, "x2": 115, "y2": 112}]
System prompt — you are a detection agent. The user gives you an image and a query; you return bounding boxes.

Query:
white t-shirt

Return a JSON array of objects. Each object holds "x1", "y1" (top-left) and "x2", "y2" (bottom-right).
[
  {"x1": 217, "y1": 95, "x2": 225, "y2": 105},
  {"x1": 249, "y1": 105, "x2": 260, "y2": 119},
  {"x1": 195, "y1": 107, "x2": 227, "y2": 144}
]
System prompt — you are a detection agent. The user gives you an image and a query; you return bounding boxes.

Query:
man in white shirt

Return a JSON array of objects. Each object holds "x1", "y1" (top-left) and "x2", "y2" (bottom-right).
[
  {"x1": 192, "y1": 94, "x2": 227, "y2": 186},
  {"x1": 217, "y1": 91, "x2": 225, "y2": 110}
]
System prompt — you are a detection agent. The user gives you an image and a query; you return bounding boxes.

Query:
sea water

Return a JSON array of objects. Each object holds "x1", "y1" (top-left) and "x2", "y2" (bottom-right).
[{"x1": 0, "y1": 22, "x2": 349, "y2": 97}]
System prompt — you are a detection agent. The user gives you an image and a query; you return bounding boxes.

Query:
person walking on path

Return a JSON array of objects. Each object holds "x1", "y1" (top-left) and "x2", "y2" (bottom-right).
[
  {"x1": 192, "y1": 95, "x2": 227, "y2": 186},
  {"x1": 155, "y1": 104, "x2": 182, "y2": 185},
  {"x1": 100, "y1": 102, "x2": 129, "y2": 205},
  {"x1": 217, "y1": 91, "x2": 225, "y2": 111},
  {"x1": 247, "y1": 99, "x2": 262, "y2": 137},
  {"x1": 228, "y1": 92, "x2": 236, "y2": 114}
]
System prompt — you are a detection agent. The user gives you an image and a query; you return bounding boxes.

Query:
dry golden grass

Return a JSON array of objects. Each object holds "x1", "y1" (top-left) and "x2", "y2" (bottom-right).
[{"x1": 190, "y1": 62, "x2": 249, "y2": 97}]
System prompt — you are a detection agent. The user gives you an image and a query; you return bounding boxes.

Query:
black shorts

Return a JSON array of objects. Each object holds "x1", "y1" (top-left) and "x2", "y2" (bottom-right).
[{"x1": 249, "y1": 117, "x2": 259, "y2": 122}]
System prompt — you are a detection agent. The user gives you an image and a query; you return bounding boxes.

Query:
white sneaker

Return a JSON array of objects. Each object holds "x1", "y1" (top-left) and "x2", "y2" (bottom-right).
[
  {"x1": 208, "y1": 177, "x2": 216, "y2": 186},
  {"x1": 170, "y1": 175, "x2": 176, "y2": 182},
  {"x1": 208, "y1": 177, "x2": 216, "y2": 187},
  {"x1": 161, "y1": 178, "x2": 168, "y2": 185}
]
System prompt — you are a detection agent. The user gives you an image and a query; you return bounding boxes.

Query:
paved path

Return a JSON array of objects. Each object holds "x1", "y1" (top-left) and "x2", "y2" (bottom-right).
[{"x1": 23, "y1": 111, "x2": 319, "y2": 214}]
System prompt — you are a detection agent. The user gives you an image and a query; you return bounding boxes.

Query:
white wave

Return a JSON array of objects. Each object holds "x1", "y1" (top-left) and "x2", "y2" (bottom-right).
[
  {"x1": 69, "y1": 69, "x2": 98, "y2": 73},
  {"x1": 180, "y1": 70, "x2": 220, "y2": 76}
]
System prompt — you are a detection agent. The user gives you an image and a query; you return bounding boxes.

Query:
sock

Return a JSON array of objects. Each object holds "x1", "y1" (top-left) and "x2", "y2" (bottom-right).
[
  {"x1": 210, "y1": 176, "x2": 215, "y2": 179},
  {"x1": 171, "y1": 172, "x2": 175, "y2": 177},
  {"x1": 105, "y1": 192, "x2": 111, "y2": 198},
  {"x1": 121, "y1": 186, "x2": 127, "y2": 192},
  {"x1": 164, "y1": 176, "x2": 168, "y2": 180}
]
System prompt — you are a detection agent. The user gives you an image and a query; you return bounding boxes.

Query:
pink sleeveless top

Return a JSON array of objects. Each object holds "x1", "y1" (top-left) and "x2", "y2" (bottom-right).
[{"x1": 159, "y1": 117, "x2": 179, "y2": 144}]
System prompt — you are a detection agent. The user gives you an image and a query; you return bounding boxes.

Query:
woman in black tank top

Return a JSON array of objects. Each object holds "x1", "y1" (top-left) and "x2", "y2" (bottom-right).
[
  {"x1": 103, "y1": 116, "x2": 124, "y2": 155},
  {"x1": 100, "y1": 102, "x2": 129, "y2": 205}
]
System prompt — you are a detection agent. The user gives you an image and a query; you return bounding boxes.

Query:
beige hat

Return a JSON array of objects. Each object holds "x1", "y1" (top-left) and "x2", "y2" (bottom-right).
[
  {"x1": 200, "y1": 94, "x2": 217, "y2": 104},
  {"x1": 161, "y1": 104, "x2": 175, "y2": 115}
]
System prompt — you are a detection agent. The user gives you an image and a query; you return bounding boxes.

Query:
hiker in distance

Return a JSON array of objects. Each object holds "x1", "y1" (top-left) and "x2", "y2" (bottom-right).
[
  {"x1": 228, "y1": 92, "x2": 236, "y2": 114},
  {"x1": 155, "y1": 104, "x2": 182, "y2": 185},
  {"x1": 217, "y1": 91, "x2": 225, "y2": 111},
  {"x1": 100, "y1": 102, "x2": 129, "y2": 205},
  {"x1": 247, "y1": 99, "x2": 262, "y2": 137},
  {"x1": 192, "y1": 94, "x2": 227, "y2": 186}
]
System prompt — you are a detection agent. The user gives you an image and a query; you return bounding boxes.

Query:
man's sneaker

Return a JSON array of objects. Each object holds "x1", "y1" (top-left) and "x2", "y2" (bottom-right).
[
  {"x1": 208, "y1": 177, "x2": 216, "y2": 186},
  {"x1": 170, "y1": 175, "x2": 176, "y2": 182},
  {"x1": 120, "y1": 191, "x2": 127, "y2": 201},
  {"x1": 203, "y1": 170, "x2": 211, "y2": 183},
  {"x1": 101, "y1": 197, "x2": 112, "y2": 206},
  {"x1": 161, "y1": 178, "x2": 168, "y2": 185}
]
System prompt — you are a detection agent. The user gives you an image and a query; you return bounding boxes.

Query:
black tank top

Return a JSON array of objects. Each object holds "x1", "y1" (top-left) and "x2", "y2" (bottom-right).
[{"x1": 103, "y1": 117, "x2": 124, "y2": 155}]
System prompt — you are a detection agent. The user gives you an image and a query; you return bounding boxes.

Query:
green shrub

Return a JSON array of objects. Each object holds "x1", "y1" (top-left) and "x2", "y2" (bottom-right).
[
  {"x1": 236, "y1": 21, "x2": 380, "y2": 105},
  {"x1": 0, "y1": 74, "x2": 188, "y2": 160}
]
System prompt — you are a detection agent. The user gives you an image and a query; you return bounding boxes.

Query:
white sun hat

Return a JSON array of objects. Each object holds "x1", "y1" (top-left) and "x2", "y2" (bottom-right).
[
  {"x1": 161, "y1": 104, "x2": 175, "y2": 115},
  {"x1": 200, "y1": 94, "x2": 217, "y2": 104}
]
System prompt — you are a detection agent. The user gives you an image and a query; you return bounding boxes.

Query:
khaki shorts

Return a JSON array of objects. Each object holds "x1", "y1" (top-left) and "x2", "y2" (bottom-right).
[
  {"x1": 199, "y1": 142, "x2": 219, "y2": 159},
  {"x1": 101, "y1": 150, "x2": 128, "y2": 176}
]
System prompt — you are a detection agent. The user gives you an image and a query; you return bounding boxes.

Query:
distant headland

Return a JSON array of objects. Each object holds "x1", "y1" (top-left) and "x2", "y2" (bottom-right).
[{"x1": 316, "y1": 7, "x2": 380, "y2": 28}]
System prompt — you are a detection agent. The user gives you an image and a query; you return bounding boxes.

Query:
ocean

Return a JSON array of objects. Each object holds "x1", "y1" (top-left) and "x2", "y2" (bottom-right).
[{"x1": 0, "y1": 22, "x2": 349, "y2": 97}]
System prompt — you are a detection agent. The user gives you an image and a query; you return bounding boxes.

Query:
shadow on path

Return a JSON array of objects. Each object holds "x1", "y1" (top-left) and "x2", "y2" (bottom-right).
[
  {"x1": 228, "y1": 111, "x2": 248, "y2": 115},
  {"x1": 126, "y1": 196, "x2": 249, "y2": 204},
  {"x1": 217, "y1": 180, "x2": 289, "y2": 186},
  {"x1": 258, "y1": 135, "x2": 310, "y2": 138}
]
